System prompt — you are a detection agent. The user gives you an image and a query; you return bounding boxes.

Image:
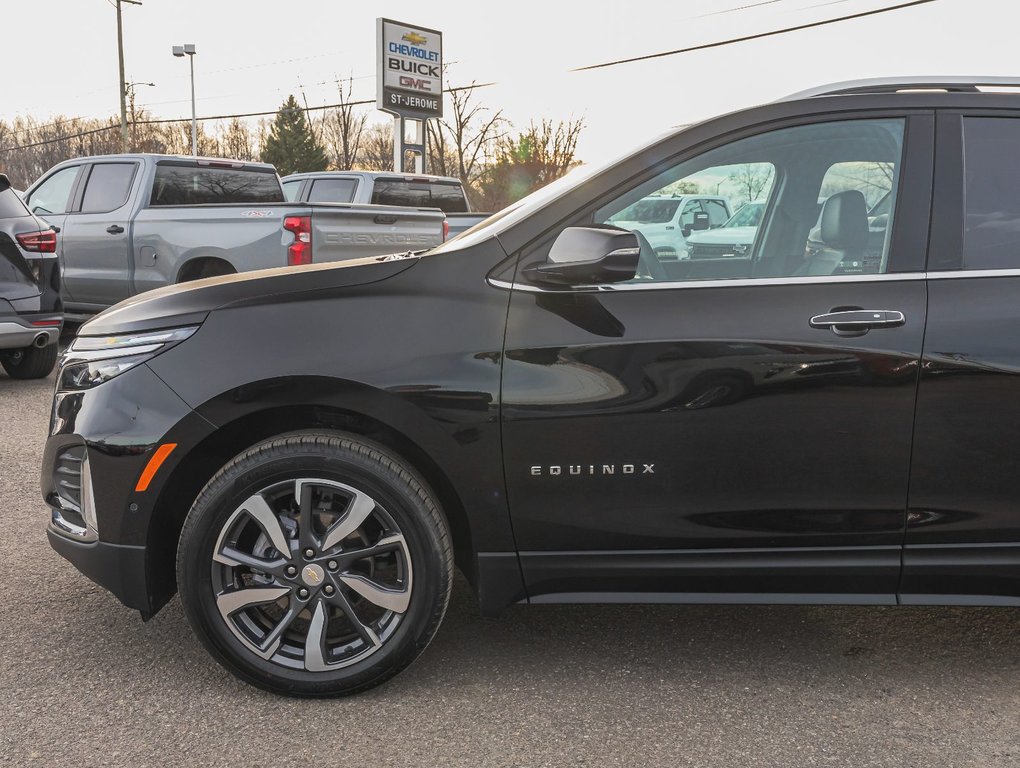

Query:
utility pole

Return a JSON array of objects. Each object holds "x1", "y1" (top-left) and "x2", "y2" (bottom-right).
[{"x1": 115, "y1": 0, "x2": 143, "y2": 151}]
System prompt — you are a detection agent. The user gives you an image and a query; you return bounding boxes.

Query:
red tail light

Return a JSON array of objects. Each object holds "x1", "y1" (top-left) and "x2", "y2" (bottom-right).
[
  {"x1": 16, "y1": 229, "x2": 57, "y2": 253},
  {"x1": 442, "y1": 219, "x2": 450, "y2": 241},
  {"x1": 283, "y1": 216, "x2": 312, "y2": 266}
]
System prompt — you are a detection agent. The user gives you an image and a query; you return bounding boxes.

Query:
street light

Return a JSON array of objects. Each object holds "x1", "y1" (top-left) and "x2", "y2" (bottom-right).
[{"x1": 172, "y1": 44, "x2": 197, "y2": 155}]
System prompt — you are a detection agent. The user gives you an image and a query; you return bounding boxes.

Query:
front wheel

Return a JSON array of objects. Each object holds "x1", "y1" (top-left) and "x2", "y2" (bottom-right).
[{"x1": 177, "y1": 432, "x2": 453, "y2": 697}]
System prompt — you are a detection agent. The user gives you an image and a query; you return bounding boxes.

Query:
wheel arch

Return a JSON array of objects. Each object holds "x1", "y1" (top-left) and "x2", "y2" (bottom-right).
[
  {"x1": 176, "y1": 253, "x2": 237, "y2": 283},
  {"x1": 145, "y1": 403, "x2": 477, "y2": 616}
]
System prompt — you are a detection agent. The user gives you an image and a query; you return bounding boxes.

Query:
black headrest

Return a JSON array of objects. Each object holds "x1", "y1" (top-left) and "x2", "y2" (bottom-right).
[{"x1": 820, "y1": 190, "x2": 868, "y2": 250}]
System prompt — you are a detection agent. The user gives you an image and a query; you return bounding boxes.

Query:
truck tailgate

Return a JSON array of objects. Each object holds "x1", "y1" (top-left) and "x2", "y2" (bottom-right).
[{"x1": 310, "y1": 204, "x2": 444, "y2": 263}]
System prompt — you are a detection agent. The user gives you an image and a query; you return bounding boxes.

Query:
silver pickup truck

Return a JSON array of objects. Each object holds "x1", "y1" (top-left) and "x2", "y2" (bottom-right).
[
  {"x1": 282, "y1": 171, "x2": 491, "y2": 239},
  {"x1": 23, "y1": 155, "x2": 446, "y2": 313}
]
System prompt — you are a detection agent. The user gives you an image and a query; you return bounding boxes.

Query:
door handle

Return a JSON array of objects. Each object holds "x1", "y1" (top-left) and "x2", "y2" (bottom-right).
[
  {"x1": 810, "y1": 309, "x2": 905, "y2": 335},
  {"x1": 373, "y1": 215, "x2": 397, "y2": 225},
  {"x1": 106, "y1": 224, "x2": 125, "y2": 235}
]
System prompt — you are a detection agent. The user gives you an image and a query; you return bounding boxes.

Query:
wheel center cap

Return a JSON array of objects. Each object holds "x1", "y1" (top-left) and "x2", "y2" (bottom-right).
[{"x1": 301, "y1": 564, "x2": 325, "y2": 588}]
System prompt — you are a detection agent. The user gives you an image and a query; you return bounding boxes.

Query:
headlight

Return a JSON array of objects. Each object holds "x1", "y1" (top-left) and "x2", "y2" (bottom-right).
[{"x1": 59, "y1": 325, "x2": 199, "y2": 391}]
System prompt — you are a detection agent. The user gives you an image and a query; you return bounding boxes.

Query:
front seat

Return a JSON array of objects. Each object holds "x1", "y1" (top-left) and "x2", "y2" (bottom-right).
[{"x1": 795, "y1": 190, "x2": 869, "y2": 276}]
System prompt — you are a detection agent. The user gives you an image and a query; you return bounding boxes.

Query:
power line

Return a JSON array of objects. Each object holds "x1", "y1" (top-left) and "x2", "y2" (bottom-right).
[
  {"x1": 694, "y1": 0, "x2": 787, "y2": 18},
  {"x1": 0, "y1": 83, "x2": 497, "y2": 154},
  {"x1": 1, "y1": 124, "x2": 120, "y2": 151},
  {"x1": 572, "y1": 0, "x2": 937, "y2": 71}
]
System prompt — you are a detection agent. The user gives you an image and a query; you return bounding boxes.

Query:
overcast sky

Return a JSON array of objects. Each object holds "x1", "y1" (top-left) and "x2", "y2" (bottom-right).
[{"x1": 5, "y1": 0, "x2": 1020, "y2": 162}]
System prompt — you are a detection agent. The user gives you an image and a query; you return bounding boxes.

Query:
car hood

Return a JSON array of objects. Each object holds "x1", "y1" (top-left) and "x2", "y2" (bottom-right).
[
  {"x1": 686, "y1": 226, "x2": 757, "y2": 245},
  {"x1": 81, "y1": 252, "x2": 422, "y2": 336}
]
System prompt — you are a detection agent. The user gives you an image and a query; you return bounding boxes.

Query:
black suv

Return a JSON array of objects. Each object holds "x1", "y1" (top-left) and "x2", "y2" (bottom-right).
[
  {"x1": 42, "y1": 78, "x2": 1020, "y2": 696},
  {"x1": 0, "y1": 174, "x2": 62, "y2": 378}
]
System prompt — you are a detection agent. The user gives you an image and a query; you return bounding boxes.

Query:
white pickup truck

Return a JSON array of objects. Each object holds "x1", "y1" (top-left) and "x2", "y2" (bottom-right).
[
  {"x1": 607, "y1": 194, "x2": 731, "y2": 260},
  {"x1": 23, "y1": 155, "x2": 447, "y2": 314}
]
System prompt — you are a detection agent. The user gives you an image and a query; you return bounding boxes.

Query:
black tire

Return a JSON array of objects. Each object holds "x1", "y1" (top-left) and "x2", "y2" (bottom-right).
[
  {"x1": 1, "y1": 343, "x2": 58, "y2": 379},
  {"x1": 177, "y1": 431, "x2": 453, "y2": 697}
]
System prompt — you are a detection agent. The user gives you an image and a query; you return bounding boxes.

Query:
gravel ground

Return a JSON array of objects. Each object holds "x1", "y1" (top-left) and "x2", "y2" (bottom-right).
[{"x1": 2, "y1": 363, "x2": 1020, "y2": 767}]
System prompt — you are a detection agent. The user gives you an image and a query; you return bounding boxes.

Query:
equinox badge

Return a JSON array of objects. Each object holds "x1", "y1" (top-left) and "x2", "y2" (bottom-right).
[{"x1": 530, "y1": 464, "x2": 656, "y2": 476}]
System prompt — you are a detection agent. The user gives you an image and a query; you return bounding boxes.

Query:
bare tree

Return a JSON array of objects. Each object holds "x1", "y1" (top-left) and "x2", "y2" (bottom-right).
[
  {"x1": 727, "y1": 164, "x2": 774, "y2": 204},
  {"x1": 218, "y1": 118, "x2": 258, "y2": 162},
  {"x1": 358, "y1": 123, "x2": 394, "y2": 171},
  {"x1": 475, "y1": 117, "x2": 585, "y2": 210},
  {"x1": 425, "y1": 81, "x2": 505, "y2": 186},
  {"x1": 321, "y1": 76, "x2": 368, "y2": 170}
]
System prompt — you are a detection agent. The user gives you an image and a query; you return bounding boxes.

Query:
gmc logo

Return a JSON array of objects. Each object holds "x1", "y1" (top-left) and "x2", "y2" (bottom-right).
[{"x1": 399, "y1": 76, "x2": 432, "y2": 91}]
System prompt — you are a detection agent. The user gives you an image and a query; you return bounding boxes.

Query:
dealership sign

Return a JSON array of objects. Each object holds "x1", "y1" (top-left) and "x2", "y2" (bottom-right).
[{"x1": 376, "y1": 18, "x2": 443, "y2": 119}]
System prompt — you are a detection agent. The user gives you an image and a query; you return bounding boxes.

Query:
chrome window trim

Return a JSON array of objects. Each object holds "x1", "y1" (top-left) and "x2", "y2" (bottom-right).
[
  {"x1": 927, "y1": 269, "x2": 1020, "y2": 280},
  {"x1": 489, "y1": 272, "x2": 926, "y2": 293},
  {"x1": 489, "y1": 268, "x2": 1020, "y2": 294}
]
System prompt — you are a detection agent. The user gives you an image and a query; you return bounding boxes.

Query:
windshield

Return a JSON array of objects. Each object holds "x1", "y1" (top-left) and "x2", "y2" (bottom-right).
[
  {"x1": 609, "y1": 199, "x2": 681, "y2": 224},
  {"x1": 725, "y1": 202, "x2": 764, "y2": 228}
]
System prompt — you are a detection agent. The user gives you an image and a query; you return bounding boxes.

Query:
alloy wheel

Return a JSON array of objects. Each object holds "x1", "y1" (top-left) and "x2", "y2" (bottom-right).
[{"x1": 210, "y1": 478, "x2": 413, "y2": 671}]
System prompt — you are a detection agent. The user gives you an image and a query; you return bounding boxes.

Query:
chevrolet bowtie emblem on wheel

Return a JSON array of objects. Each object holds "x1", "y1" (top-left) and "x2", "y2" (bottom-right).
[
  {"x1": 529, "y1": 464, "x2": 656, "y2": 477},
  {"x1": 301, "y1": 565, "x2": 325, "y2": 586}
]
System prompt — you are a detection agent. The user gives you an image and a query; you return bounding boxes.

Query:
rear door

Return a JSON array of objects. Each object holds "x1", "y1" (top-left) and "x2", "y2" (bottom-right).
[
  {"x1": 60, "y1": 161, "x2": 139, "y2": 306},
  {"x1": 501, "y1": 113, "x2": 934, "y2": 603},
  {"x1": 903, "y1": 112, "x2": 1020, "y2": 604}
]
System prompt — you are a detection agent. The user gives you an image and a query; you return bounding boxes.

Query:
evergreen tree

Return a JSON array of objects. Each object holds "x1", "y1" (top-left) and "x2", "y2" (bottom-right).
[{"x1": 260, "y1": 95, "x2": 328, "y2": 176}]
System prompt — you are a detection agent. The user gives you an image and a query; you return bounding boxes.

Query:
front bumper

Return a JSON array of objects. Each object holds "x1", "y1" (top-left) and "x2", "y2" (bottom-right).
[
  {"x1": 43, "y1": 361, "x2": 215, "y2": 613},
  {"x1": 47, "y1": 529, "x2": 150, "y2": 611}
]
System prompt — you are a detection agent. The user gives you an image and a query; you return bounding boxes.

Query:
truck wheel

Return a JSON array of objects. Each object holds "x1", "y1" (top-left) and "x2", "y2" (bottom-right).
[
  {"x1": 177, "y1": 431, "x2": 453, "y2": 697},
  {"x1": 1, "y1": 343, "x2": 58, "y2": 379}
]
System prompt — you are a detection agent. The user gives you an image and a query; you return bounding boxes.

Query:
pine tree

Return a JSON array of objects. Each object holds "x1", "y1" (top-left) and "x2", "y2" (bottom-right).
[{"x1": 260, "y1": 95, "x2": 328, "y2": 176}]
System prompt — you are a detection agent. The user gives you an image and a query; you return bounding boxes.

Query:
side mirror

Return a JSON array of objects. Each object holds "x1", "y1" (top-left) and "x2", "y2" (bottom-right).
[
  {"x1": 523, "y1": 227, "x2": 640, "y2": 286},
  {"x1": 691, "y1": 211, "x2": 710, "y2": 231}
]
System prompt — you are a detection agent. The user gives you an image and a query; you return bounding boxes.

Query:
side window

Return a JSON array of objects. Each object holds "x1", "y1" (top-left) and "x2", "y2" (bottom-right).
[
  {"x1": 26, "y1": 166, "x2": 80, "y2": 216},
  {"x1": 593, "y1": 118, "x2": 905, "y2": 282},
  {"x1": 79, "y1": 163, "x2": 136, "y2": 213},
  {"x1": 815, "y1": 161, "x2": 898, "y2": 273},
  {"x1": 704, "y1": 199, "x2": 730, "y2": 227},
  {"x1": 308, "y1": 178, "x2": 358, "y2": 204},
  {"x1": 962, "y1": 118, "x2": 1020, "y2": 270},
  {"x1": 282, "y1": 180, "x2": 302, "y2": 202}
]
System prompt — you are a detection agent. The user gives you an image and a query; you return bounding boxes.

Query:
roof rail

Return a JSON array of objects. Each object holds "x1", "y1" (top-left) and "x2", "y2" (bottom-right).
[{"x1": 782, "y1": 76, "x2": 1020, "y2": 101}]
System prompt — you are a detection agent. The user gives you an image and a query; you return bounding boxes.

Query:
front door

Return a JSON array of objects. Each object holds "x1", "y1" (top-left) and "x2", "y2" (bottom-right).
[
  {"x1": 60, "y1": 161, "x2": 138, "y2": 307},
  {"x1": 23, "y1": 164, "x2": 82, "y2": 301},
  {"x1": 501, "y1": 115, "x2": 934, "y2": 603}
]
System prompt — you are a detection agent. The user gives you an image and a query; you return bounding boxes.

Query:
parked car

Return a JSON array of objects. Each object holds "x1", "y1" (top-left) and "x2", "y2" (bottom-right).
[
  {"x1": 23, "y1": 155, "x2": 447, "y2": 314},
  {"x1": 44, "y1": 77, "x2": 1020, "y2": 697},
  {"x1": 684, "y1": 201, "x2": 764, "y2": 260},
  {"x1": 282, "y1": 171, "x2": 491, "y2": 238},
  {"x1": 607, "y1": 194, "x2": 730, "y2": 260},
  {"x1": 0, "y1": 173, "x2": 62, "y2": 379}
]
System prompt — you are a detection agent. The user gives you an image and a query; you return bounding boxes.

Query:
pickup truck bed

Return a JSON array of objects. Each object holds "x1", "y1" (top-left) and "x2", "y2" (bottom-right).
[{"x1": 282, "y1": 170, "x2": 491, "y2": 239}]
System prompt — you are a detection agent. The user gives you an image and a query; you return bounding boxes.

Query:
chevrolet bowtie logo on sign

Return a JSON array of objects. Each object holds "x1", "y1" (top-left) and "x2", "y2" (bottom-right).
[{"x1": 377, "y1": 17, "x2": 444, "y2": 119}]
